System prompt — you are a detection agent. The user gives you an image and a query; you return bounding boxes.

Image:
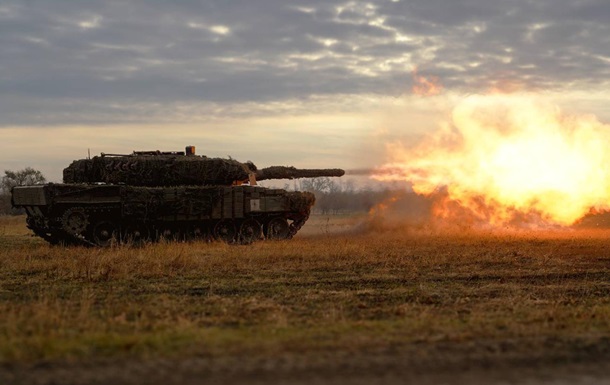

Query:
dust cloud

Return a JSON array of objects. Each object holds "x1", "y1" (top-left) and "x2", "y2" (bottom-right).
[{"x1": 352, "y1": 187, "x2": 610, "y2": 237}]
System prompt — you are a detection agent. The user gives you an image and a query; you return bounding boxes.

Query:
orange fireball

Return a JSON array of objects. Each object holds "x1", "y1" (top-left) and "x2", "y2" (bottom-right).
[{"x1": 373, "y1": 93, "x2": 610, "y2": 226}]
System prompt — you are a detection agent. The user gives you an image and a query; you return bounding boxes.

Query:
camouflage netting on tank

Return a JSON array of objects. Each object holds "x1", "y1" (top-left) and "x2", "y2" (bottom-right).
[
  {"x1": 63, "y1": 156, "x2": 253, "y2": 187},
  {"x1": 286, "y1": 191, "x2": 316, "y2": 213}
]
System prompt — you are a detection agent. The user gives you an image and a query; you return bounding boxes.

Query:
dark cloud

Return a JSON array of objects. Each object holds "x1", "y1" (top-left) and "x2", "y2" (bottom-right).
[{"x1": 0, "y1": 0, "x2": 607, "y2": 125}]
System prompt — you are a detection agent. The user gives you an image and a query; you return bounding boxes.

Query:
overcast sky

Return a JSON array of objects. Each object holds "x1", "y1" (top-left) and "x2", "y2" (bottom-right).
[{"x1": 1, "y1": 0, "x2": 608, "y2": 181}]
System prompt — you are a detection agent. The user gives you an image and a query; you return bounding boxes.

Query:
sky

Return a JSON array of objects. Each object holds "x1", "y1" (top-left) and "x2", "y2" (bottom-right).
[{"x1": 0, "y1": 0, "x2": 608, "y2": 182}]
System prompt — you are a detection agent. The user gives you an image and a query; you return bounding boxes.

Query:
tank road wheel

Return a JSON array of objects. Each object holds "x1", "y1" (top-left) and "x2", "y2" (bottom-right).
[
  {"x1": 122, "y1": 224, "x2": 151, "y2": 245},
  {"x1": 214, "y1": 220, "x2": 237, "y2": 243},
  {"x1": 189, "y1": 224, "x2": 211, "y2": 242},
  {"x1": 61, "y1": 208, "x2": 89, "y2": 236},
  {"x1": 159, "y1": 226, "x2": 183, "y2": 242},
  {"x1": 92, "y1": 221, "x2": 118, "y2": 247},
  {"x1": 266, "y1": 217, "x2": 290, "y2": 240},
  {"x1": 239, "y1": 219, "x2": 262, "y2": 245}
]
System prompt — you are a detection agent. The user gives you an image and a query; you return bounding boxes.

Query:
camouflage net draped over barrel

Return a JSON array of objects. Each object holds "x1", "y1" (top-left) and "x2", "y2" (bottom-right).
[
  {"x1": 254, "y1": 166, "x2": 345, "y2": 181},
  {"x1": 64, "y1": 156, "x2": 253, "y2": 187}
]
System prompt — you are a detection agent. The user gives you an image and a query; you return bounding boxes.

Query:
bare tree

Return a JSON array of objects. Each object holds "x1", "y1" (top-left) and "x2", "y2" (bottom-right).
[
  {"x1": 299, "y1": 177, "x2": 333, "y2": 193},
  {"x1": 0, "y1": 168, "x2": 47, "y2": 214},
  {"x1": 1, "y1": 168, "x2": 47, "y2": 193}
]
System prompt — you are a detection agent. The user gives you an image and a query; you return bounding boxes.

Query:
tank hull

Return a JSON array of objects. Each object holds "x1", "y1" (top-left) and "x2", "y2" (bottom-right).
[{"x1": 12, "y1": 184, "x2": 314, "y2": 246}]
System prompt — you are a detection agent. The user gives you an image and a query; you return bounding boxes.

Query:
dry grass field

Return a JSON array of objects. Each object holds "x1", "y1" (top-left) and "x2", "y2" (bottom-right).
[{"x1": 1, "y1": 214, "x2": 610, "y2": 384}]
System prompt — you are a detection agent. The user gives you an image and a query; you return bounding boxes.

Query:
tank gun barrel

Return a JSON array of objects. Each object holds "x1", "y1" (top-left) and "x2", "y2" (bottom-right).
[{"x1": 254, "y1": 166, "x2": 345, "y2": 181}]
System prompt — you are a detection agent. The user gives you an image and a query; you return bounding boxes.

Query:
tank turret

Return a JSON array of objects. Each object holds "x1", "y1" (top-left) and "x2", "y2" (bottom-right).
[{"x1": 63, "y1": 147, "x2": 345, "y2": 186}]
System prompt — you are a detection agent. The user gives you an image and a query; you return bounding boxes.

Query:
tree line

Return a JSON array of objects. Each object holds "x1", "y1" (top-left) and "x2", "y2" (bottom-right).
[{"x1": 289, "y1": 177, "x2": 397, "y2": 214}]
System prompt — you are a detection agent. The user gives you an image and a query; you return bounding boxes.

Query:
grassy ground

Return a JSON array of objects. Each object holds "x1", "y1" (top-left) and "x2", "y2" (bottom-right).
[{"x1": 1, "y1": 214, "x2": 610, "y2": 384}]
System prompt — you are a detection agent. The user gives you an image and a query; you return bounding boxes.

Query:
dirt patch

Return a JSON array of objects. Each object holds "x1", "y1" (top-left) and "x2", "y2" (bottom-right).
[{"x1": 2, "y1": 348, "x2": 610, "y2": 385}]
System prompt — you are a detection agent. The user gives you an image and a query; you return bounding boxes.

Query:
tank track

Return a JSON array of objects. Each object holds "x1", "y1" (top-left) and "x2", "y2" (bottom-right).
[
  {"x1": 25, "y1": 207, "x2": 311, "y2": 247},
  {"x1": 287, "y1": 211, "x2": 309, "y2": 239}
]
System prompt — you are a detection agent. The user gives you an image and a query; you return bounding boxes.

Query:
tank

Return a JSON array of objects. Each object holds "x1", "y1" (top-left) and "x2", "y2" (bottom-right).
[{"x1": 12, "y1": 146, "x2": 345, "y2": 246}]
